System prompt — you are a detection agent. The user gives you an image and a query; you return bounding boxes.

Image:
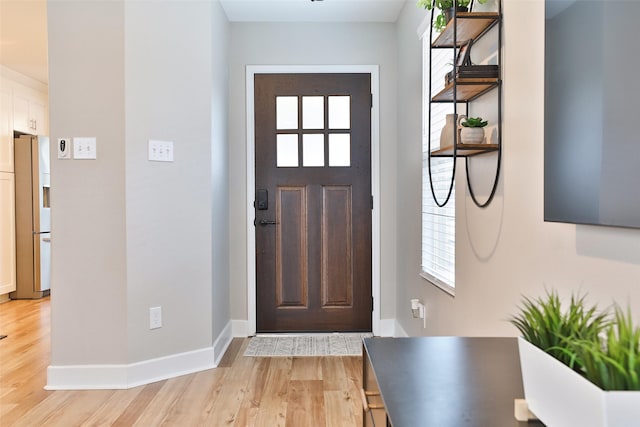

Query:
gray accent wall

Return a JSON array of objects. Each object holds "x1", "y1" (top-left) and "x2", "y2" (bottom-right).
[
  {"x1": 211, "y1": 1, "x2": 231, "y2": 345},
  {"x1": 48, "y1": 0, "x2": 230, "y2": 369},
  {"x1": 123, "y1": 1, "x2": 214, "y2": 363},
  {"x1": 48, "y1": 0, "x2": 128, "y2": 365},
  {"x1": 394, "y1": 0, "x2": 427, "y2": 337}
]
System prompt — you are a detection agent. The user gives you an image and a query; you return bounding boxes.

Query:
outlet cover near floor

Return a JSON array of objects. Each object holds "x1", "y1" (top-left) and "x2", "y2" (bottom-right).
[{"x1": 149, "y1": 306, "x2": 162, "y2": 329}]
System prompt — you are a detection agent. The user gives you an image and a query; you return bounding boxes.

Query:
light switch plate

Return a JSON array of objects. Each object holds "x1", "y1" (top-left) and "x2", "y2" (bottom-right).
[
  {"x1": 57, "y1": 138, "x2": 71, "y2": 159},
  {"x1": 148, "y1": 140, "x2": 174, "y2": 162},
  {"x1": 73, "y1": 137, "x2": 97, "y2": 159}
]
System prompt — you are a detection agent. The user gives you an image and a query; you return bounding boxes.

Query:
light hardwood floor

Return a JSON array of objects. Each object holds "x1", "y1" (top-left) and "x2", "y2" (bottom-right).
[{"x1": 0, "y1": 298, "x2": 364, "y2": 426}]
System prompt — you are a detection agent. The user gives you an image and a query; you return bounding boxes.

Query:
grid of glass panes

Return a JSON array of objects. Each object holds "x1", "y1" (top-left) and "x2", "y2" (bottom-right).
[
  {"x1": 276, "y1": 95, "x2": 351, "y2": 168},
  {"x1": 421, "y1": 37, "x2": 456, "y2": 289}
]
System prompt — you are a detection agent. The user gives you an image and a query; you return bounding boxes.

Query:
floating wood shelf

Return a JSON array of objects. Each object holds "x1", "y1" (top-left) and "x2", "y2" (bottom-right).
[
  {"x1": 425, "y1": 3, "x2": 502, "y2": 208},
  {"x1": 432, "y1": 78, "x2": 499, "y2": 102},
  {"x1": 432, "y1": 12, "x2": 500, "y2": 48},
  {"x1": 431, "y1": 143, "x2": 499, "y2": 158}
]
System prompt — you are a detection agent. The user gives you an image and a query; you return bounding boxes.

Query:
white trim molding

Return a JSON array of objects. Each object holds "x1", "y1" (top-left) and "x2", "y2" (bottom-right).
[
  {"x1": 0, "y1": 64, "x2": 49, "y2": 94},
  {"x1": 377, "y1": 319, "x2": 399, "y2": 337},
  {"x1": 46, "y1": 321, "x2": 234, "y2": 390},
  {"x1": 212, "y1": 321, "x2": 233, "y2": 366},
  {"x1": 245, "y1": 65, "x2": 382, "y2": 336}
]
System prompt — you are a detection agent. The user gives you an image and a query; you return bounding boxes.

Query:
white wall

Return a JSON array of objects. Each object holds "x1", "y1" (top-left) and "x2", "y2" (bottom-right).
[
  {"x1": 211, "y1": 1, "x2": 231, "y2": 343},
  {"x1": 227, "y1": 22, "x2": 398, "y2": 325},
  {"x1": 394, "y1": 0, "x2": 424, "y2": 337},
  {"x1": 124, "y1": 0, "x2": 215, "y2": 363},
  {"x1": 47, "y1": 0, "x2": 231, "y2": 384},
  {"x1": 48, "y1": 0, "x2": 128, "y2": 365},
  {"x1": 395, "y1": 0, "x2": 640, "y2": 337}
]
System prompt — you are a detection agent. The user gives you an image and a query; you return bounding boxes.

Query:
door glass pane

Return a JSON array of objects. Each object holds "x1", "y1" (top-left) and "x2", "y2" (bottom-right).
[
  {"x1": 329, "y1": 134, "x2": 351, "y2": 167},
  {"x1": 302, "y1": 134, "x2": 324, "y2": 167},
  {"x1": 276, "y1": 96, "x2": 298, "y2": 130},
  {"x1": 328, "y1": 96, "x2": 350, "y2": 129},
  {"x1": 277, "y1": 134, "x2": 299, "y2": 167},
  {"x1": 302, "y1": 96, "x2": 324, "y2": 129}
]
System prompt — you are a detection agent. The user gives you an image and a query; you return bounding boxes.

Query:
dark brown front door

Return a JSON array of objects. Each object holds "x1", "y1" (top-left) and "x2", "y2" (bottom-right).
[{"x1": 255, "y1": 73, "x2": 372, "y2": 332}]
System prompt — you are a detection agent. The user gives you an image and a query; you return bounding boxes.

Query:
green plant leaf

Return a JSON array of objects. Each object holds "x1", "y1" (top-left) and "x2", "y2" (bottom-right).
[
  {"x1": 511, "y1": 292, "x2": 640, "y2": 391},
  {"x1": 461, "y1": 117, "x2": 488, "y2": 127}
]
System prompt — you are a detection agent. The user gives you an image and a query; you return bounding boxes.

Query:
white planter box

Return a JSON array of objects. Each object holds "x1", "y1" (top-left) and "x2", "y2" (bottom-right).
[{"x1": 518, "y1": 337, "x2": 640, "y2": 427}]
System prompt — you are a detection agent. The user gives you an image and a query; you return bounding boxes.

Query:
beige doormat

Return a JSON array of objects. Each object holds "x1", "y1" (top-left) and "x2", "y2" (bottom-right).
[{"x1": 243, "y1": 333, "x2": 372, "y2": 357}]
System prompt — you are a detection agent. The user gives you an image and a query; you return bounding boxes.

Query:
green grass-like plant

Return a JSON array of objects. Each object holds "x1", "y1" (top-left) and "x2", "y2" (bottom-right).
[
  {"x1": 510, "y1": 291, "x2": 609, "y2": 370},
  {"x1": 558, "y1": 306, "x2": 640, "y2": 391},
  {"x1": 512, "y1": 292, "x2": 640, "y2": 391}
]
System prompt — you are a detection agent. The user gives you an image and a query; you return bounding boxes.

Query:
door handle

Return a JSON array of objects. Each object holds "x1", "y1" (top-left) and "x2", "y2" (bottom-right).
[{"x1": 258, "y1": 219, "x2": 278, "y2": 225}]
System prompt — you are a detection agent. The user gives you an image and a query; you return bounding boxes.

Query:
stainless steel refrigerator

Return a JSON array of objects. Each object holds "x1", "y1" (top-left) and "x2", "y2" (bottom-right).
[{"x1": 10, "y1": 134, "x2": 50, "y2": 299}]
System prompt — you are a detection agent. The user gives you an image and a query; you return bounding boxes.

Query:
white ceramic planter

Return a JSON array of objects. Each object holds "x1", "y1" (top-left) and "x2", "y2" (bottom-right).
[
  {"x1": 518, "y1": 337, "x2": 640, "y2": 427},
  {"x1": 460, "y1": 127, "x2": 485, "y2": 144}
]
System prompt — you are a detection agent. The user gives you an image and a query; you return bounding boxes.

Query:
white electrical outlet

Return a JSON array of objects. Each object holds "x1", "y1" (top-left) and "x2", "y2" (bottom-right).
[
  {"x1": 410, "y1": 299, "x2": 427, "y2": 328},
  {"x1": 149, "y1": 306, "x2": 162, "y2": 329}
]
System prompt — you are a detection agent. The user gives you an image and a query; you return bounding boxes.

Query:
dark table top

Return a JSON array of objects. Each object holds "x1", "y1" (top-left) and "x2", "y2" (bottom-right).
[{"x1": 363, "y1": 336, "x2": 543, "y2": 427}]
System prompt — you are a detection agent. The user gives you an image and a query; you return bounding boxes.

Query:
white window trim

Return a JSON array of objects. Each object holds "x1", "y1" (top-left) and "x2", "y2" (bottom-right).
[
  {"x1": 419, "y1": 20, "x2": 457, "y2": 297},
  {"x1": 420, "y1": 271, "x2": 455, "y2": 297},
  {"x1": 245, "y1": 65, "x2": 382, "y2": 336}
]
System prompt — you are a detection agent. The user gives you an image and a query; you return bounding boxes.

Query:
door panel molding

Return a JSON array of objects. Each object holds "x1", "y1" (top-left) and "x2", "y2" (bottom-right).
[
  {"x1": 246, "y1": 65, "x2": 381, "y2": 336},
  {"x1": 276, "y1": 186, "x2": 308, "y2": 308},
  {"x1": 321, "y1": 185, "x2": 353, "y2": 308}
]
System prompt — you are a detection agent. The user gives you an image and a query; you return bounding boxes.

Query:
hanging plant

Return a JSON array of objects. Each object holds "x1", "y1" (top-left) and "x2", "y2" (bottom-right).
[{"x1": 417, "y1": 0, "x2": 487, "y2": 32}]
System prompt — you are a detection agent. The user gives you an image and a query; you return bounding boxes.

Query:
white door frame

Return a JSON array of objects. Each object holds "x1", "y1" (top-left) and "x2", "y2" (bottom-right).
[{"x1": 245, "y1": 65, "x2": 381, "y2": 336}]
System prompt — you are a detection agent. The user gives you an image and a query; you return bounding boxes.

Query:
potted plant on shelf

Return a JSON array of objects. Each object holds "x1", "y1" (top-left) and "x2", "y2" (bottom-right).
[
  {"x1": 460, "y1": 116, "x2": 487, "y2": 144},
  {"x1": 417, "y1": 0, "x2": 487, "y2": 32},
  {"x1": 510, "y1": 291, "x2": 640, "y2": 427}
]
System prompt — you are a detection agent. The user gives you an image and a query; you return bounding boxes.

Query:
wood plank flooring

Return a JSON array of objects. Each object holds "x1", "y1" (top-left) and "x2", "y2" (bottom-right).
[{"x1": 0, "y1": 298, "x2": 364, "y2": 426}]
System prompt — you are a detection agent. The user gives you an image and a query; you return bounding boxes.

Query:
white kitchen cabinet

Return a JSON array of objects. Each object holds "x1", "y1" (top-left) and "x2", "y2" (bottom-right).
[
  {"x1": 0, "y1": 88, "x2": 13, "y2": 172},
  {"x1": 13, "y1": 92, "x2": 47, "y2": 136},
  {"x1": 30, "y1": 100, "x2": 46, "y2": 135},
  {"x1": 0, "y1": 171, "x2": 16, "y2": 295}
]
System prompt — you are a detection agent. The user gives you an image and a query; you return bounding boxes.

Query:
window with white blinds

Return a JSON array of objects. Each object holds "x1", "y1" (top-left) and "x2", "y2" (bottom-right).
[{"x1": 421, "y1": 33, "x2": 456, "y2": 293}]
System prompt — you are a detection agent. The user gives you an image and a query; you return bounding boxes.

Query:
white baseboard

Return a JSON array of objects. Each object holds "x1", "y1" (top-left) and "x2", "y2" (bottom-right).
[
  {"x1": 45, "y1": 316, "x2": 408, "y2": 390},
  {"x1": 46, "y1": 322, "x2": 234, "y2": 390},
  {"x1": 125, "y1": 346, "x2": 217, "y2": 389},
  {"x1": 213, "y1": 321, "x2": 233, "y2": 366},
  {"x1": 46, "y1": 364, "x2": 129, "y2": 390}
]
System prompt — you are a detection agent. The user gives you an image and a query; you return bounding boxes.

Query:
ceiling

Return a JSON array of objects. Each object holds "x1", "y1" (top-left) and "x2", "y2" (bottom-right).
[
  {"x1": 219, "y1": 0, "x2": 405, "y2": 22},
  {"x1": 0, "y1": 0, "x2": 49, "y2": 84},
  {"x1": 0, "y1": 0, "x2": 405, "y2": 85}
]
